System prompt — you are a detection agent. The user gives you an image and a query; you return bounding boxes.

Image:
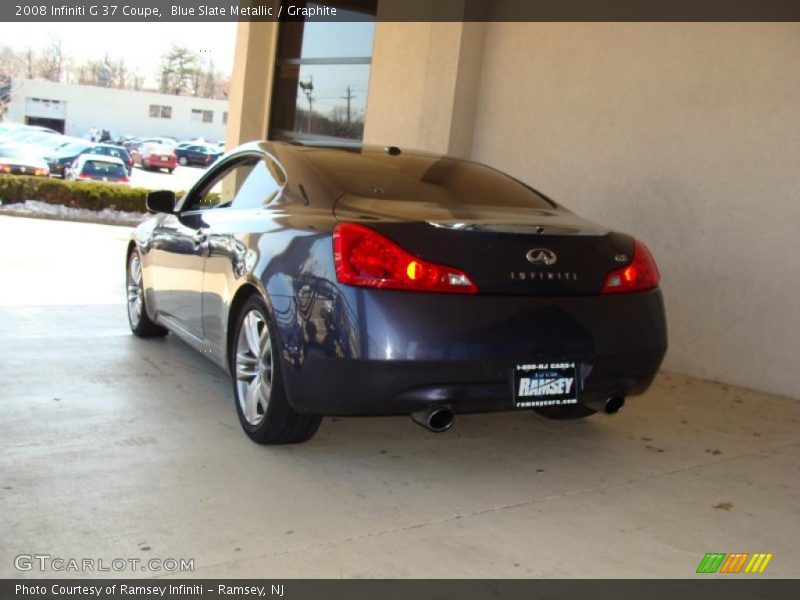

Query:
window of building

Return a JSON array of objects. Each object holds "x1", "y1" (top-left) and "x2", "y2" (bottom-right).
[
  {"x1": 222, "y1": 112, "x2": 228, "y2": 125},
  {"x1": 269, "y1": 0, "x2": 377, "y2": 143},
  {"x1": 149, "y1": 105, "x2": 172, "y2": 119},
  {"x1": 191, "y1": 109, "x2": 214, "y2": 123}
]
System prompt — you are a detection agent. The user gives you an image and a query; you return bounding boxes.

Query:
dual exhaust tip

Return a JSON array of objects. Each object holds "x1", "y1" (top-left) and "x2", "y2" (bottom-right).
[{"x1": 410, "y1": 396, "x2": 626, "y2": 432}]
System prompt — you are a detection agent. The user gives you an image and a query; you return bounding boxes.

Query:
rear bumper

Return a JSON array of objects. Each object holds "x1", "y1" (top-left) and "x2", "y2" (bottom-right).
[
  {"x1": 47, "y1": 162, "x2": 67, "y2": 176},
  {"x1": 275, "y1": 287, "x2": 667, "y2": 416},
  {"x1": 145, "y1": 157, "x2": 176, "y2": 168}
]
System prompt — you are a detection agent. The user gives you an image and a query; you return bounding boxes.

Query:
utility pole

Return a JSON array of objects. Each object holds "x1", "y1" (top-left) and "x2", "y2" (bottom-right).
[
  {"x1": 340, "y1": 85, "x2": 356, "y2": 125},
  {"x1": 299, "y1": 76, "x2": 314, "y2": 133}
]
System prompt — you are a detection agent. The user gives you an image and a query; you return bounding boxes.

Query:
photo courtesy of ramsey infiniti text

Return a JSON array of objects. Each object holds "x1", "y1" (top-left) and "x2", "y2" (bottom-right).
[{"x1": 127, "y1": 142, "x2": 667, "y2": 444}]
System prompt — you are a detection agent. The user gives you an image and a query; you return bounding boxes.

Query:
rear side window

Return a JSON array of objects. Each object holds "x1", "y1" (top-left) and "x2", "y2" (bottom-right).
[
  {"x1": 190, "y1": 158, "x2": 258, "y2": 210},
  {"x1": 230, "y1": 156, "x2": 286, "y2": 210},
  {"x1": 186, "y1": 155, "x2": 286, "y2": 211},
  {"x1": 82, "y1": 161, "x2": 126, "y2": 178}
]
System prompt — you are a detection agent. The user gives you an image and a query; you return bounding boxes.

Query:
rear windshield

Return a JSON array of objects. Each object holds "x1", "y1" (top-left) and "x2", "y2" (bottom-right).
[
  {"x1": 300, "y1": 148, "x2": 554, "y2": 209},
  {"x1": 92, "y1": 146, "x2": 128, "y2": 160},
  {"x1": 81, "y1": 160, "x2": 126, "y2": 178}
]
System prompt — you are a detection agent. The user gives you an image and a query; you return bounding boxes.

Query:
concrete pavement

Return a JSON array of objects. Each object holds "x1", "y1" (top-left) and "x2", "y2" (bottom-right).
[
  {"x1": 129, "y1": 163, "x2": 206, "y2": 193},
  {"x1": 0, "y1": 215, "x2": 797, "y2": 579}
]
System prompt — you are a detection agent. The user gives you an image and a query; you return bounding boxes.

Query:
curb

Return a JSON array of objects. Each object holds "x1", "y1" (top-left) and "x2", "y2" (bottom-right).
[{"x1": 0, "y1": 208, "x2": 143, "y2": 228}]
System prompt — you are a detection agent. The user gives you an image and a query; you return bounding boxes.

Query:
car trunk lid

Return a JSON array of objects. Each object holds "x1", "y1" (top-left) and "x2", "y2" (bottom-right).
[{"x1": 334, "y1": 197, "x2": 633, "y2": 296}]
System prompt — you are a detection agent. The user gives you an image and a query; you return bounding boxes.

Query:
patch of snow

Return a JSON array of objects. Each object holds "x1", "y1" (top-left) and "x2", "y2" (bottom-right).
[{"x1": 0, "y1": 200, "x2": 148, "y2": 226}]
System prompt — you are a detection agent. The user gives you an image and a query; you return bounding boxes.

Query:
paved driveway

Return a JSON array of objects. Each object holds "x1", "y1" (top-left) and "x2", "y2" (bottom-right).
[
  {"x1": 0, "y1": 216, "x2": 797, "y2": 578},
  {"x1": 129, "y1": 163, "x2": 206, "y2": 192}
]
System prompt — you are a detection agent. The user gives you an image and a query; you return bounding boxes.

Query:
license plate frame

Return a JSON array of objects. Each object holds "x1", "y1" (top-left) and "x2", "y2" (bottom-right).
[{"x1": 514, "y1": 362, "x2": 579, "y2": 408}]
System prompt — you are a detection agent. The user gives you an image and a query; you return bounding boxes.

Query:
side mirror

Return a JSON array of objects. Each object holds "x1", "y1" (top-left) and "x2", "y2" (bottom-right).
[{"x1": 146, "y1": 190, "x2": 176, "y2": 214}]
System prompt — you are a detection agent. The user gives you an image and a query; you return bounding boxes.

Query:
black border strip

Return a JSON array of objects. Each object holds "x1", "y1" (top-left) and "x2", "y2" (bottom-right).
[
  {"x1": 3, "y1": 0, "x2": 800, "y2": 22},
  {"x1": 3, "y1": 579, "x2": 800, "y2": 600}
]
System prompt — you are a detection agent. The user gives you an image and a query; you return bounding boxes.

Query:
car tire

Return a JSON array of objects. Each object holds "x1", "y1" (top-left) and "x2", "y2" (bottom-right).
[
  {"x1": 126, "y1": 249, "x2": 168, "y2": 338},
  {"x1": 167, "y1": 169, "x2": 174, "y2": 174},
  {"x1": 230, "y1": 295, "x2": 321, "y2": 445},
  {"x1": 534, "y1": 404, "x2": 597, "y2": 420},
  {"x1": 178, "y1": 156, "x2": 188, "y2": 166}
]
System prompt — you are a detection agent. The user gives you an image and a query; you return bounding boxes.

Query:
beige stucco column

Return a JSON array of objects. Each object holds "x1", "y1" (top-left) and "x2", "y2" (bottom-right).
[
  {"x1": 363, "y1": 7, "x2": 485, "y2": 156},
  {"x1": 225, "y1": 15, "x2": 280, "y2": 149}
]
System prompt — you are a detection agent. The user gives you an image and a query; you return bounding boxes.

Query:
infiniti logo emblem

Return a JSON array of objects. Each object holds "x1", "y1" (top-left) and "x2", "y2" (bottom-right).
[{"x1": 526, "y1": 248, "x2": 557, "y2": 266}]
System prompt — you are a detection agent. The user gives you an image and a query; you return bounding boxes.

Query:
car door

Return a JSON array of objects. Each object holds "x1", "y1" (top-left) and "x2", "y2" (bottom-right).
[
  {"x1": 199, "y1": 153, "x2": 287, "y2": 359},
  {"x1": 148, "y1": 159, "x2": 251, "y2": 339},
  {"x1": 188, "y1": 146, "x2": 203, "y2": 165}
]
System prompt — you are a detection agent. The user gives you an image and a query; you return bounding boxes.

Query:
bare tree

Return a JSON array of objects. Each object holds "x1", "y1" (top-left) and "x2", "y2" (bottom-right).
[
  {"x1": 129, "y1": 69, "x2": 145, "y2": 91},
  {"x1": 26, "y1": 48, "x2": 33, "y2": 79},
  {"x1": 36, "y1": 36, "x2": 64, "y2": 82},
  {"x1": 76, "y1": 58, "x2": 112, "y2": 87},
  {"x1": 0, "y1": 41, "x2": 230, "y2": 101},
  {"x1": 0, "y1": 45, "x2": 28, "y2": 118},
  {"x1": 0, "y1": 44, "x2": 26, "y2": 80}
]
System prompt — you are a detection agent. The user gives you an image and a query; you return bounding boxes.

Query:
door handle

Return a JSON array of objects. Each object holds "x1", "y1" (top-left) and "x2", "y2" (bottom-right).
[{"x1": 192, "y1": 229, "x2": 208, "y2": 244}]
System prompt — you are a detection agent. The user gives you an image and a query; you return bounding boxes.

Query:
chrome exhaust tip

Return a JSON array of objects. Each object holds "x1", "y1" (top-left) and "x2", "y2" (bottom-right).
[
  {"x1": 411, "y1": 406, "x2": 455, "y2": 433},
  {"x1": 604, "y1": 396, "x2": 626, "y2": 414}
]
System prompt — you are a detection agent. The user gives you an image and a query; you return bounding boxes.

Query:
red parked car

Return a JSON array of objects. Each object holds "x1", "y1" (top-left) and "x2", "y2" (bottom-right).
[{"x1": 136, "y1": 143, "x2": 177, "y2": 173}]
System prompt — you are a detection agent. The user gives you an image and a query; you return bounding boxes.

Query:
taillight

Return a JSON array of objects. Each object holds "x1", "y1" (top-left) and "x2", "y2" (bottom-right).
[
  {"x1": 601, "y1": 240, "x2": 660, "y2": 294},
  {"x1": 118, "y1": 177, "x2": 130, "y2": 183},
  {"x1": 333, "y1": 222, "x2": 478, "y2": 294},
  {"x1": 78, "y1": 174, "x2": 92, "y2": 181}
]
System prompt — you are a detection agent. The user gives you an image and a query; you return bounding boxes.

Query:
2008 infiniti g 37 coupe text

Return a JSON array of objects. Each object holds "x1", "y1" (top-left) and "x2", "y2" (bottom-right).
[{"x1": 126, "y1": 141, "x2": 667, "y2": 444}]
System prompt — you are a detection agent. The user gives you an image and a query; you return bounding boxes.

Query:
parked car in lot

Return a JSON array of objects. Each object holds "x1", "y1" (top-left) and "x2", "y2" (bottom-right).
[
  {"x1": 85, "y1": 144, "x2": 133, "y2": 175},
  {"x1": 45, "y1": 141, "x2": 92, "y2": 177},
  {"x1": 0, "y1": 128, "x2": 60, "y2": 145},
  {"x1": 137, "y1": 137, "x2": 177, "y2": 149},
  {"x1": 53, "y1": 143, "x2": 134, "y2": 178},
  {"x1": 68, "y1": 154, "x2": 129, "y2": 184},
  {"x1": 0, "y1": 123, "x2": 26, "y2": 137},
  {"x1": 126, "y1": 141, "x2": 667, "y2": 444},
  {"x1": 0, "y1": 124, "x2": 59, "y2": 141},
  {"x1": 136, "y1": 143, "x2": 177, "y2": 173},
  {"x1": 121, "y1": 137, "x2": 143, "y2": 152},
  {"x1": 0, "y1": 143, "x2": 50, "y2": 177},
  {"x1": 175, "y1": 144, "x2": 222, "y2": 167}
]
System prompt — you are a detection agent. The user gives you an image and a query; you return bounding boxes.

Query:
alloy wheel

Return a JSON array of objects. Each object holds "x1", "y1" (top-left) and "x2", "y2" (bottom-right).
[
  {"x1": 235, "y1": 310, "x2": 273, "y2": 426},
  {"x1": 127, "y1": 254, "x2": 143, "y2": 327}
]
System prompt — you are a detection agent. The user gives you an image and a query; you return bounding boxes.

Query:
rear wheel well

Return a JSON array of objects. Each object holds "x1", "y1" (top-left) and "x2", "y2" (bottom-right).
[{"x1": 226, "y1": 284, "x2": 265, "y2": 368}]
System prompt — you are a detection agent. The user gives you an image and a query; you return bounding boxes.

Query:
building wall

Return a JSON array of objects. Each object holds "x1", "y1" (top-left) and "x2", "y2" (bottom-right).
[
  {"x1": 7, "y1": 79, "x2": 229, "y2": 141},
  {"x1": 225, "y1": 19, "x2": 279, "y2": 150},
  {"x1": 364, "y1": 21, "x2": 486, "y2": 157},
  {"x1": 469, "y1": 23, "x2": 800, "y2": 398}
]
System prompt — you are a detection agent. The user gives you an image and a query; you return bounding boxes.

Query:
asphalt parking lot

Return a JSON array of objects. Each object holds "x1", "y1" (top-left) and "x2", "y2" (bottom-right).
[
  {"x1": 128, "y1": 163, "x2": 206, "y2": 192},
  {"x1": 0, "y1": 215, "x2": 797, "y2": 578}
]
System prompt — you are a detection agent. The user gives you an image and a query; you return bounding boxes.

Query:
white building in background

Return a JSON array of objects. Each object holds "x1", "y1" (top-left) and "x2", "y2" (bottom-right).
[{"x1": 5, "y1": 79, "x2": 229, "y2": 141}]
